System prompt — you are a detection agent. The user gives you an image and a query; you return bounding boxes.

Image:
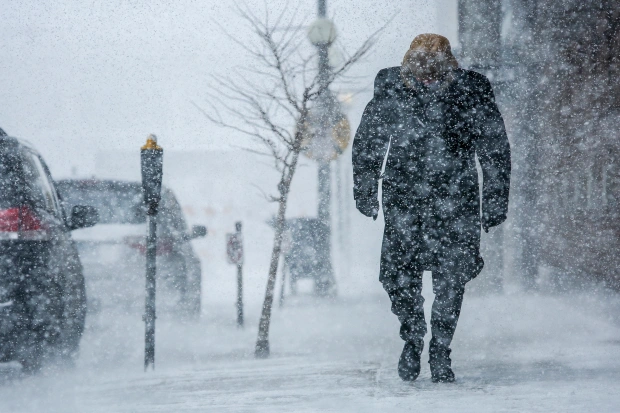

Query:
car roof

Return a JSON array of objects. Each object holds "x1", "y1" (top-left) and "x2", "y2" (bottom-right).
[
  {"x1": 0, "y1": 135, "x2": 41, "y2": 155},
  {"x1": 56, "y1": 179, "x2": 142, "y2": 191},
  {"x1": 56, "y1": 178, "x2": 172, "y2": 194}
]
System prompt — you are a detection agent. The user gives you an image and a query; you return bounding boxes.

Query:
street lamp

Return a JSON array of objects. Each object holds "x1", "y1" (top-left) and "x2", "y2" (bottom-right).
[
  {"x1": 141, "y1": 134, "x2": 163, "y2": 371},
  {"x1": 305, "y1": 3, "x2": 339, "y2": 296},
  {"x1": 307, "y1": 18, "x2": 337, "y2": 46}
]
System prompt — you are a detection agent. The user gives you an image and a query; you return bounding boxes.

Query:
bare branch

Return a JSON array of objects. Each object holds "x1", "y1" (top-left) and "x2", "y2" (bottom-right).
[{"x1": 198, "y1": 3, "x2": 386, "y2": 357}]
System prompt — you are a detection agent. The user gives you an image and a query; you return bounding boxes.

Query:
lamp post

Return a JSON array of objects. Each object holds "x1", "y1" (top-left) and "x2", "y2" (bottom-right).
[
  {"x1": 307, "y1": 7, "x2": 337, "y2": 225},
  {"x1": 307, "y1": 3, "x2": 338, "y2": 295},
  {"x1": 141, "y1": 134, "x2": 163, "y2": 371}
]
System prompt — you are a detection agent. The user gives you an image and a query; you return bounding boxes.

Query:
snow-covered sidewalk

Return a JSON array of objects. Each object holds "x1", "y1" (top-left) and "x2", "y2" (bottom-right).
[{"x1": 1, "y1": 278, "x2": 620, "y2": 412}]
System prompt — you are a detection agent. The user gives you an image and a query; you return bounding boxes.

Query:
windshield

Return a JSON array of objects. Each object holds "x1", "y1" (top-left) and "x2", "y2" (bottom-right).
[{"x1": 57, "y1": 182, "x2": 146, "y2": 225}]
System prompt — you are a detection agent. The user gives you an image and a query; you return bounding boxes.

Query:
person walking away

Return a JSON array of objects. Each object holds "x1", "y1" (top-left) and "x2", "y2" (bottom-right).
[{"x1": 352, "y1": 34, "x2": 511, "y2": 382}]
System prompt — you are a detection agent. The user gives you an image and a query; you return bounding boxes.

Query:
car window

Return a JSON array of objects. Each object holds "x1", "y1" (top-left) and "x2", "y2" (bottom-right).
[
  {"x1": 35, "y1": 155, "x2": 63, "y2": 214},
  {"x1": 58, "y1": 183, "x2": 146, "y2": 225},
  {"x1": 0, "y1": 146, "x2": 23, "y2": 209},
  {"x1": 56, "y1": 182, "x2": 189, "y2": 232},
  {"x1": 21, "y1": 152, "x2": 60, "y2": 215},
  {"x1": 160, "y1": 190, "x2": 187, "y2": 232}
]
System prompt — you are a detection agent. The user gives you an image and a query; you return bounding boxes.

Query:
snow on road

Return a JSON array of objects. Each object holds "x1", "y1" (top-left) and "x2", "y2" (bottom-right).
[{"x1": 1, "y1": 276, "x2": 620, "y2": 412}]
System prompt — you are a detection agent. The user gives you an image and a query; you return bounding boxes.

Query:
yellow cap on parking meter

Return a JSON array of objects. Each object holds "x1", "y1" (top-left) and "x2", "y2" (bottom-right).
[{"x1": 141, "y1": 134, "x2": 162, "y2": 150}]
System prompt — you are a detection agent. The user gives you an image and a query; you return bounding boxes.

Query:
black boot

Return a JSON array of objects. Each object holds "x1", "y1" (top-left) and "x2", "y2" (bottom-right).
[
  {"x1": 398, "y1": 339, "x2": 423, "y2": 381},
  {"x1": 429, "y1": 338, "x2": 455, "y2": 383}
]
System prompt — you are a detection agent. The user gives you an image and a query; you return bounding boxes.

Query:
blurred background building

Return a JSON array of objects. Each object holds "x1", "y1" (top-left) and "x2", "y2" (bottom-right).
[{"x1": 458, "y1": 0, "x2": 620, "y2": 288}]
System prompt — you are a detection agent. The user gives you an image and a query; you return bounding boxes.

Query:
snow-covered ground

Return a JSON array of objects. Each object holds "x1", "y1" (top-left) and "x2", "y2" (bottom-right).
[{"x1": 1, "y1": 273, "x2": 620, "y2": 413}]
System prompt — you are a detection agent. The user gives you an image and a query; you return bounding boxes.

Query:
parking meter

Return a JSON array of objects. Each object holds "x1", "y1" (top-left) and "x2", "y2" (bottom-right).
[
  {"x1": 141, "y1": 135, "x2": 163, "y2": 215},
  {"x1": 140, "y1": 134, "x2": 163, "y2": 371}
]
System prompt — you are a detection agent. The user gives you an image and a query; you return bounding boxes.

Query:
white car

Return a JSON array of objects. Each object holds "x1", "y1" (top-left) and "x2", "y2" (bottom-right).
[{"x1": 56, "y1": 179, "x2": 206, "y2": 317}]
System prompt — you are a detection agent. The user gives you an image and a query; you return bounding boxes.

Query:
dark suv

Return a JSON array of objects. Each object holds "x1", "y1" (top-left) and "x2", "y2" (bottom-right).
[
  {"x1": 56, "y1": 179, "x2": 206, "y2": 317},
  {"x1": 0, "y1": 136, "x2": 98, "y2": 372}
]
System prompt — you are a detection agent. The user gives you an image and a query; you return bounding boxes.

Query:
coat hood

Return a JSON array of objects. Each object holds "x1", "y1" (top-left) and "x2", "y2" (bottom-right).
[{"x1": 401, "y1": 34, "x2": 459, "y2": 88}]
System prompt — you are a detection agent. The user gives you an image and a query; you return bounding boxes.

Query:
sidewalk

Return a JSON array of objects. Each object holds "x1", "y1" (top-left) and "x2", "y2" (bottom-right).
[{"x1": 1, "y1": 278, "x2": 620, "y2": 412}]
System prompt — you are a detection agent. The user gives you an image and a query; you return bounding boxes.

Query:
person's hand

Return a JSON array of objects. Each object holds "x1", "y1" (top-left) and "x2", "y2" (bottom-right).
[
  {"x1": 482, "y1": 213, "x2": 506, "y2": 233},
  {"x1": 356, "y1": 196, "x2": 380, "y2": 220}
]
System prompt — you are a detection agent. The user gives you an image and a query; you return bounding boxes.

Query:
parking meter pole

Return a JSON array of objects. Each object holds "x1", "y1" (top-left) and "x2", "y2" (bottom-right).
[
  {"x1": 227, "y1": 222, "x2": 244, "y2": 327},
  {"x1": 237, "y1": 263, "x2": 243, "y2": 327},
  {"x1": 141, "y1": 135, "x2": 163, "y2": 371},
  {"x1": 145, "y1": 216, "x2": 157, "y2": 369},
  {"x1": 235, "y1": 222, "x2": 243, "y2": 328}
]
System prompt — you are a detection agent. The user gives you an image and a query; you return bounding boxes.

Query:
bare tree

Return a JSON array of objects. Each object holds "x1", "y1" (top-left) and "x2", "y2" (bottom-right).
[{"x1": 197, "y1": 5, "x2": 380, "y2": 358}]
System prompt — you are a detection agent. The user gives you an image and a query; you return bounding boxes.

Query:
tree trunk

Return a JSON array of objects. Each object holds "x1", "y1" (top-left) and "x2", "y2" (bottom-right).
[{"x1": 255, "y1": 151, "x2": 300, "y2": 358}]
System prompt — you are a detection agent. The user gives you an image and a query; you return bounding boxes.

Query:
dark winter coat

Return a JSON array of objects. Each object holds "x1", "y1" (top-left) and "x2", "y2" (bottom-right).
[{"x1": 352, "y1": 67, "x2": 511, "y2": 289}]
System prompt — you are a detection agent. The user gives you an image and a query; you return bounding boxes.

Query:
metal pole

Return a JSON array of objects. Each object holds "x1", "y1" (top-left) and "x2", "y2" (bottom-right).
[
  {"x1": 235, "y1": 222, "x2": 243, "y2": 327},
  {"x1": 317, "y1": 162, "x2": 331, "y2": 226},
  {"x1": 335, "y1": 156, "x2": 344, "y2": 276},
  {"x1": 318, "y1": 0, "x2": 326, "y2": 17},
  {"x1": 343, "y1": 153, "x2": 351, "y2": 281},
  {"x1": 316, "y1": 4, "x2": 330, "y2": 230},
  {"x1": 314, "y1": 0, "x2": 336, "y2": 295},
  {"x1": 144, "y1": 214, "x2": 157, "y2": 370},
  {"x1": 141, "y1": 134, "x2": 162, "y2": 371},
  {"x1": 237, "y1": 263, "x2": 243, "y2": 327}
]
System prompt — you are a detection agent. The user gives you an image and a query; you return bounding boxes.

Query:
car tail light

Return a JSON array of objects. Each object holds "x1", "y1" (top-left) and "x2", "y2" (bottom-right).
[
  {"x1": 0, "y1": 208, "x2": 21, "y2": 233},
  {"x1": 124, "y1": 236, "x2": 173, "y2": 256},
  {"x1": 156, "y1": 238, "x2": 174, "y2": 255},
  {"x1": 124, "y1": 236, "x2": 147, "y2": 254},
  {"x1": 0, "y1": 207, "x2": 47, "y2": 240}
]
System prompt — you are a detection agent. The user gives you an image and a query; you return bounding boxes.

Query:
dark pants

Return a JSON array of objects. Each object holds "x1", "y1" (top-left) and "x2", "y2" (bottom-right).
[{"x1": 384, "y1": 270, "x2": 465, "y2": 354}]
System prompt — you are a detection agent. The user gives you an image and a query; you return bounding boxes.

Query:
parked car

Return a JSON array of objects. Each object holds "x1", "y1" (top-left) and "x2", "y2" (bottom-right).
[
  {"x1": 0, "y1": 136, "x2": 97, "y2": 372},
  {"x1": 56, "y1": 179, "x2": 206, "y2": 317}
]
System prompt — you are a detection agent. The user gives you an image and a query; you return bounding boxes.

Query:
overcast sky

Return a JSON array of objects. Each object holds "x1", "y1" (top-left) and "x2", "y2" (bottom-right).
[{"x1": 0, "y1": 0, "x2": 457, "y2": 177}]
